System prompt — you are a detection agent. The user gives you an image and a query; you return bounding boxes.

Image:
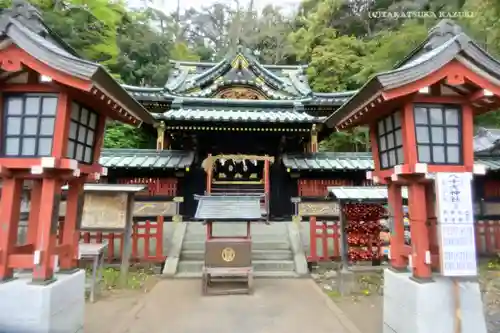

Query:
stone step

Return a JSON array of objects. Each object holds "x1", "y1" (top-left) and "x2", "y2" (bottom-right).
[
  {"x1": 174, "y1": 271, "x2": 300, "y2": 279},
  {"x1": 177, "y1": 260, "x2": 296, "y2": 273},
  {"x1": 182, "y1": 240, "x2": 291, "y2": 251},
  {"x1": 180, "y1": 249, "x2": 293, "y2": 261}
]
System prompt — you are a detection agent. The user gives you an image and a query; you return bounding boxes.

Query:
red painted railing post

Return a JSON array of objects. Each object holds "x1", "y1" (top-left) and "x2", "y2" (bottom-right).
[
  {"x1": 156, "y1": 216, "x2": 164, "y2": 261},
  {"x1": 309, "y1": 216, "x2": 317, "y2": 261}
]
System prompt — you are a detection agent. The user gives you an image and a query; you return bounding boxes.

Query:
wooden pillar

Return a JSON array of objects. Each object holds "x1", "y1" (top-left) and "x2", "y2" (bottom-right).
[
  {"x1": 0, "y1": 177, "x2": 23, "y2": 281},
  {"x1": 59, "y1": 178, "x2": 85, "y2": 270},
  {"x1": 27, "y1": 179, "x2": 42, "y2": 245},
  {"x1": 264, "y1": 159, "x2": 270, "y2": 195},
  {"x1": 310, "y1": 124, "x2": 318, "y2": 153},
  {"x1": 387, "y1": 182, "x2": 407, "y2": 270},
  {"x1": 92, "y1": 115, "x2": 107, "y2": 163},
  {"x1": 206, "y1": 154, "x2": 212, "y2": 194},
  {"x1": 264, "y1": 159, "x2": 270, "y2": 218},
  {"x1": 425, "y1": 182, "x2": 440, "y2": 271},
  {"x1": 407, "y1": 182, "x2": 432, "y2": 280},
  {"x1": 52, "y1": 92, "x2": 71, "y2": 158},
  {"x1": 32, "y1": 178, "x2": 62, "y2": 282},
  {"x1": 155, "y1": 121, "x2": 166, "y2": 151}
]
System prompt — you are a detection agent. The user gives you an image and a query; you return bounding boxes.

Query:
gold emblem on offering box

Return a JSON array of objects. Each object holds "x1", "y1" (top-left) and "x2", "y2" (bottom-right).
[{"x1": 221, "y1": 247, "x2": 236, "y2": 262}]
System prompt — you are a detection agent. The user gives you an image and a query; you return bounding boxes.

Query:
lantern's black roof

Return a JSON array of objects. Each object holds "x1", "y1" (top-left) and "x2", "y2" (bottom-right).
[
  {"x1": 0, "y1": 0, "x2": 154, "y2": 124},
  {"x1": 325, "y1": 19, "x2": 500, "y2": 128}
]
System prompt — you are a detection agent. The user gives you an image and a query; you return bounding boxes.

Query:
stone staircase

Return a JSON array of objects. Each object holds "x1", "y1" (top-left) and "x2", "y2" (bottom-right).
[{"x1": 174, "y1": 222, "x2": 301, "y2": 278}]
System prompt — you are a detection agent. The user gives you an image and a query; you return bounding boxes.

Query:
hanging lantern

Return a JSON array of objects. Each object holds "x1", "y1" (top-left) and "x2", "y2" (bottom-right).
[{"x1": 220, "y1": 158, "x2": 226, "y2": 166}]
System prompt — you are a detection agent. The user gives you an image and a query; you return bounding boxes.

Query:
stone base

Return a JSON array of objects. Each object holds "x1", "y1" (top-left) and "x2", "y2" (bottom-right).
[
  {"x1": 0, "y1": 270, "x2": 85, "y2": 333},
  {"x1": 383, "y1": 269, "x2": 487, "y2": 333}
]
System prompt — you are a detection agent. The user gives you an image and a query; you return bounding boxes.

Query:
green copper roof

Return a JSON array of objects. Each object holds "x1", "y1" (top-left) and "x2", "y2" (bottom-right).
[
  {"x1": 155, "y1": 98, "x2": 324, "y2": 123},
  {"x1": 475, "y1": 157, "x2": 500, "y2": 171},
  {"x1": 283, "y1": 152, "x2": 374, "y2": 170},
  {"x1": 166, "y1": 47, "x2": 308, "y2": 99},
  {"x1": 283, "y1": 152, "x2": 500, "y2": 171},
  {"x1": 329, "y1": 186, "x2": 409, "y2": 200},
  {"x1": 97, "y1": 150, "x2": 500, "y2": 172},
  {"x1": 100, "y1": 149, "x2": 194, "y2": 169},
  {"x1": 159, "y1": 107, "x2": 322, "y2": 123}
]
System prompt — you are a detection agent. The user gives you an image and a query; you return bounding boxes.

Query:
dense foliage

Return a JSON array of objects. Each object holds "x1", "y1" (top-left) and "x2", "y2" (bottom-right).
[{"x1": 2, "y1": 0, "x2": 500, "y2": 150}]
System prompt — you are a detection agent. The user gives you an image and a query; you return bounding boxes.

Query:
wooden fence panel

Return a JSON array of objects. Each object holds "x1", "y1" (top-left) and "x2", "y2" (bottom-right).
[
  {"x1": 307, "y1": 217, "x2": 341, "y2": 262},
  {"x1": 79, "y1": 216, "x2": 165, "y2": 263}
]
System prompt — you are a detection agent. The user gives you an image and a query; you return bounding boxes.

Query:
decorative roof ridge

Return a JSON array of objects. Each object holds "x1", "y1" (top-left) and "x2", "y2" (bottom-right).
[
  {"x1": 169, "y1": 60, "x2": 217, "y2": 66},
  {"x1": 0, "y1": 0, "x2": 81, "y2": 57},
  {"x1": 284, "y1": 152, "x2": 373, "y2": 158},
  {"x1": 383, "y1": 34, "x2": 463, "y2": 74},
  {"x1": 313, "y1": 90, "x2": 359, "y2": 97},
  {"x1": 121, "y1": 84, "x2": 164, "y2": 92},
  {"x1": 170, "y1": 59, "x2": 307, "y2": 71},
  {"x1": 324, "y1": 27, "x2": 479, "y2": 127},
  {"x1": 265, "y1": 64, "x2": 308, "y2": 70},
  {"x1": 176, "y1": 48, "x2": 246, "y2": 91},
  {"x1": 0, "y1": 1, "x2": 154, "y2": 125},
  {"x1": 170, "y1": 96, "x2": 310, "y2": 108},
  {"x1": 101, "y1": 148, "x2": 194, "y2": 155},
  {"x1": 244, "y1": 53, "x2": 286, "y2": 88},
  {"x1": 394, "y1": 19, "x2": 464, "y2": 69}
]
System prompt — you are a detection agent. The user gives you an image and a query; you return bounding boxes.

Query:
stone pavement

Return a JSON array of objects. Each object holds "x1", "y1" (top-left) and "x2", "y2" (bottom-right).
[{"x1": 98, "y1": 279, "x2": 361, "y2": 333}]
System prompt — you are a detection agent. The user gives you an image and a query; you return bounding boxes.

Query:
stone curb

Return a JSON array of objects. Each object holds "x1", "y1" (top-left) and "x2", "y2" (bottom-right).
[
  {"x1": 161, "y1": 222, "x2": 187, "y2": 277},
  {"x1": 287, "y1": 222, "x2": 309, "y2": 277},
  {"x1": 307, "y1": 279, "x2": 364, "y2": 333}
]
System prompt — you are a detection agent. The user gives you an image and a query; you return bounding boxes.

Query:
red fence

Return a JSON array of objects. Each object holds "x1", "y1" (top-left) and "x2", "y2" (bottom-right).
[
  {"x1": 308, "y1": 218, "x2": 500, "y2": 263},
  {"x1": 116, "y1": 177, "x2": 178, "y2": 196},
  {"x1": 298, "y1": 179, "x2": 374, "y2": 197},
  {"x1": 475, "y1": 220, "x2": 500, "y2": 255},
  {"x1": 298, "y1": 179, "x2": 353, "y2": 197},
  {"x1": 307, "y1": 217, "x2": 341, "y2": 261},
  {"x1": 55, "y1": 216, "x2": 166, "y2": 264}
]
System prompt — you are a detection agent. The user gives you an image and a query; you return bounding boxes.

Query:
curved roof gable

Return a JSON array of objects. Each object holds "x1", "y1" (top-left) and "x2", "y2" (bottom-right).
[{"x1": 165, "y1": 46, "x2": 312, "y2": 100}]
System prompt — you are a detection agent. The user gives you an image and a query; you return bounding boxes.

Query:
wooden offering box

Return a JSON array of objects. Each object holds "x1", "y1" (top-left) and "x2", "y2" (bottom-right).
[{"x1": 195, "y1": 195, "x2": 263, "y2": 295}]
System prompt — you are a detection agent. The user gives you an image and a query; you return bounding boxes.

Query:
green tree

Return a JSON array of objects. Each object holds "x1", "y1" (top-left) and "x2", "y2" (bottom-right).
[{"x1": 103, "y1": 122, "x2": 153, "y2": 149}]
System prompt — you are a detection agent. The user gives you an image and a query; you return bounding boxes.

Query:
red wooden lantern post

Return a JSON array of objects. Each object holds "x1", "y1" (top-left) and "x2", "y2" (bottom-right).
[
  {"x1": 0, "y1": 1, "x2": 154, "y2": 284},
  {"x1": 326, "y1": 20, "x2": 500, "y2": 283}
]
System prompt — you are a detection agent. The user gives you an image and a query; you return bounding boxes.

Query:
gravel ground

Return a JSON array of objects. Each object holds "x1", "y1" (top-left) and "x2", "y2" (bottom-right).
[{"x1": 312, "y1": 259, "x2": 500, "y2": 333}]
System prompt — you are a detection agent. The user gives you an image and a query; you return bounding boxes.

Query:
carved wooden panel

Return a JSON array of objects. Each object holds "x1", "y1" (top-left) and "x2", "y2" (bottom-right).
[
  {"x1": 60, "y1": 199, "x2": 179, "y2": 218},
  {"x1": 298, "y1": 201, "x2": 340, "y2": 216},
  {"x1": 134, "y1": 201, "x2": 177, "y2": 217}
]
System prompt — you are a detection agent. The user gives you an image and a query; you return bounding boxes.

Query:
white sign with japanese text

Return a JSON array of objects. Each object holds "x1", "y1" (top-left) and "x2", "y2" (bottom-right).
[{"x1": 435, "y1": 172, "x2": 477, "y2": 277}]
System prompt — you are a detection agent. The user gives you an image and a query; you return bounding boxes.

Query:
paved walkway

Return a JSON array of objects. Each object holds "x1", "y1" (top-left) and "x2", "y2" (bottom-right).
[{"x1": 95, "y1": 279, "x2": 361, "y2": 333}]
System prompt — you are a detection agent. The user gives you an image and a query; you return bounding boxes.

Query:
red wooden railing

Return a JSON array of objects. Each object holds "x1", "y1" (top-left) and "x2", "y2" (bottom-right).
[
  {"x1": 116, "y1": 177, "x2": 178, "y2": 196},
  {"x1": 307, "y1": 217, "x2": 341, "y2": 261},
  {"x1": 56, "y1": 216, "x2": 166, "y2": 264},
  {"x1": 475, "y1": 220, "x2": 500, "y2": 255},
  {"x1": 307, "y1": 218, "x2": 500, "y2": 263},
  {"x1": 298, "y1": 179, "x2": 353, "y2": 197}
]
